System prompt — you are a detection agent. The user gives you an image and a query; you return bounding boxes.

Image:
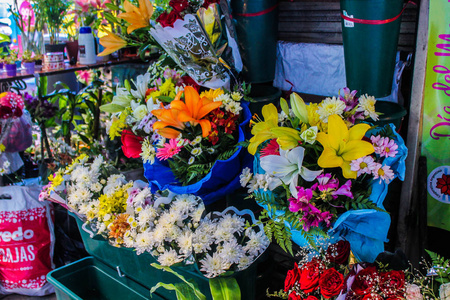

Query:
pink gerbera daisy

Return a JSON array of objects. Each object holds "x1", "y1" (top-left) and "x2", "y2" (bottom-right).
[
  {"x1": 260, "y1": 139, "x2": 280, "y2": 157},
  {"x1": 156, "y1": 139, "x2": 182, "y2": 160}
]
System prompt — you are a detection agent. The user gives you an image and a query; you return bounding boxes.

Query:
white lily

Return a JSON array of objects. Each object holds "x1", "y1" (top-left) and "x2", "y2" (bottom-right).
[
  {"x1": 131, "y1": 72, "x2": 151, "y2": 99},
  {"x1": 112, "y1": 87, "x2": 132, "y2": 107},
  {"x1": 260, "y1": 146, "x2": 323, "y2": 196}
]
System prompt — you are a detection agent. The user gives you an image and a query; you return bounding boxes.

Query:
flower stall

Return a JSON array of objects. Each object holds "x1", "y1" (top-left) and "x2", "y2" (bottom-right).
[{"x1": 1, "y1": 0, "x2": 449, "y2": 299}]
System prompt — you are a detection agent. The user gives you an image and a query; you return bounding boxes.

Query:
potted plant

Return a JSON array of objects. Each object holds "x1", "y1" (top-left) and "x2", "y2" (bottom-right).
[
  {"x1": 34, "y1": 0, "x2": 71, "y2": 52},
  {"x1": 62, "y1": 18, "x2": 78, "y2": 65},
  {"x1": 4, "y1": 53, "x2": 18, "y2": 76},
  {"x1": 21, "y1": 50, "x2": 38, "y2": 74},
  {"x1": 0, "y1": 33, "x2": 11, "y2": 69}
]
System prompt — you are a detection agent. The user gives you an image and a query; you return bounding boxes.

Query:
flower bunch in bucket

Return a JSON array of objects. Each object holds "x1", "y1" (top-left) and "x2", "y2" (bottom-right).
[{"x1": 240, "y1": 88, "x2": 407, "y2": 262}]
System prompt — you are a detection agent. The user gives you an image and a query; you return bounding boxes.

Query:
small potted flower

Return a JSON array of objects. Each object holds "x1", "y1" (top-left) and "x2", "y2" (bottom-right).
[
  {"x1": 21, "y1": 51, "x2": 38, "y2": 75},
  {"x1": 4, "y1": 53, "x2": 18, "y2": 76}
]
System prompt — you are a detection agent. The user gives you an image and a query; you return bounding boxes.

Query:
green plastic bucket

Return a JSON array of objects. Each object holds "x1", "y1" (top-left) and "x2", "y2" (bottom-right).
[
  {"x1": 373, "y1": 100, "x2": 407, "y2": 131},
  {"x1": 340, "y1": 0, "x2": 404, "y2": 98},
  {"x1": 248, "y1": 85, "x2": 282, "y2": 117},
  {"x1": 231, "y1": 0, "x2": 278, "y2": 83}
]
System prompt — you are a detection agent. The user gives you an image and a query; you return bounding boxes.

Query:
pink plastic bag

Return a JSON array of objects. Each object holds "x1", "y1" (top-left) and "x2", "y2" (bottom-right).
[
  {"x1": 0, "y1": 185, "x2": 55, "y2": 296},
  {"x1": 3, "y1": 111, "x2": 33, "y2": 153}
]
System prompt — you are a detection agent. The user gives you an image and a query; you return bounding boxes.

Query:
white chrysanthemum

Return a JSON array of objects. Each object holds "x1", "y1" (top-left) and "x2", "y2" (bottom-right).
[
  {"x1": 135, "y1": 230, "x2": 153, "y2": 249},
  {"x1": 132, "y1": 188, "x2": 151, "y2": 207},
  {"x1": 218, "y1": 239, "x2": 244, "y2": 265},
  {"x1": 91, "y1": 155, "x2": 104, "y2": 172},
  {"x1": 191, "y1": 136, "x2": 202, "y2": 146},
  {"x1": 90, "y1": 182, "x2": 103, "y2": 193},
  {"x1": 237, "y1": 254, "x2": 252, "y2": 271},
  {"x1": 188, "y1": 157, "x2": 195, "y2": 165},
  {"x1": 193, "y1": 231, "x2": 214, "y2": 253},
  {"x1": 141, "y1": 137, "x2": 156, "y2": 164},
  {"x1": 137, "y1": 207, "x2": 157, "y2": 227},
  {"x1": 199, "y1": 253, "x2": 229, "y2": 278},
  {"x1": 165, "y1": 224, "x2": 183, "y2": 241},
  {"x1": 157, "y1": 249, "x2": 183, "y2": 266},
  {"x1": 171, "y1": 198, "x2": 196, "y2": 216},
  {"x1": 239, "y1": 167, "x2": 253, "y2": 188},
  {"x1": 214, "y1": 93, "x2": 232, "y2": 104},
  {"x1": 244, "y1": 229, "x2": 269, "y2": 257},
  {"x1": 152, "y1": 224, "x2": 167, "y2": 245},
  {"x1": 218, "y1": 214, "x2": 245, "y2": 234},
  {"x1": 191, "y1": 147, "x2": 202, "y2": 156},
  {"x1": 176, "y1": 230, "x2": 193, "y2": 257},
  {"x1": 356, "y1": 94, "x2": 379, "y2": 121},
  {"x1": 214, "y1": 226, "x2": 235, "y2": 243},
  {"x1": 192, "y1": 203, "x2": 205, "y2": 223},
  {"x1": 316, "y1": 97, "x2": 346, "y2": 122},
  {"x1": 224, "y1": 101, "x2": 242, "y2": 115}
]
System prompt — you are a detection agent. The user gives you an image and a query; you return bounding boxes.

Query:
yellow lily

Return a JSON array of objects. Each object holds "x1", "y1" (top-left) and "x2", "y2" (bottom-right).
[
  {"x1": 270, "y1": 127, "x2": 302, "y2": 150},
  {"x1": 98, "y1": 31, "x2": 127, "y2": 56},
  {"x1": 170, "y1": 86, "x2": 222, "y2": 137},
  {"x1": 316, "y1": 114, "x2": 374, "y2": 179},
  {"x1": 248, "y1": 103, "x2": 279, "y2": 155},
  {"x1": 118, "y1": 0, "x2": 153, "y2": 34}
]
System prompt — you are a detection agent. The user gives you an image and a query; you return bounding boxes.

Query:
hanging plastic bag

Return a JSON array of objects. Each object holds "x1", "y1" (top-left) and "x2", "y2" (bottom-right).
[
  {"x1": 0, "y1": 185, "x2": 55, "y2": 296},
  {"x1": 2, "y1": 110, "x2": 33, "y2": 153}
]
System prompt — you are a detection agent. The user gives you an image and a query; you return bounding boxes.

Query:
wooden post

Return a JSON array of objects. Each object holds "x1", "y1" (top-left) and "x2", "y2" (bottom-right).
[{"x1": 397, "y1": 0, "x2": 429, "y2": 259}]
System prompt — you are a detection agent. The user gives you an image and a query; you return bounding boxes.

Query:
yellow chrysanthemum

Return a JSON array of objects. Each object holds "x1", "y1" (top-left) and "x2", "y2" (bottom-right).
[
  {"x1": 159, "y1": 79, "x2": 175, "y2": 96},
  {"x1": 200, "y1": 88, "x2": 224, "y2": 101},
  {"x1": 48, "y1": 171, "x2": 64, "y2": 191},
  {"x1": 307, "y1": 103, "x2": 327, "y2": 132}
]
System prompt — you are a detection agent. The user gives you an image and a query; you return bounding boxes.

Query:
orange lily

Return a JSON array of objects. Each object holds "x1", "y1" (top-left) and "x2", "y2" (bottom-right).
[
  {"x1": 118, "y1": 0, "x2": 153, "y2": 34},
  {"x1": 98, "y1": 30, "x2": 127, "y2": 56},
  {"x1": 152, "y1": 105, "x2": 186, "y2": 139},
  {"x1": 170, "y1": 86, "x2": 222, "y2": 137}
]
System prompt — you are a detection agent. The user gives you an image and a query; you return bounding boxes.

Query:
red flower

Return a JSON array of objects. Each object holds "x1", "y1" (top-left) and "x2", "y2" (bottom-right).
[
  {"x1": 350, "y1": 265, "x2": 379, "y2": 296},
  {"x1": 437, "y1": 174, "x2": 450, "y2": 196},
  {"x1": 299, "y1": 258, "x2": 324, "y2": 294},
  {"x1": 285, "y1": 263, "x2": 301, "y2": 292},
  {"x1": 288, "y1": 291, "x2": 302, "y2": 300},
  {"x1": 145, "y1": 87, "x2": 157, "y2": 98},
  {"x1": 121, "y1": 129, "x2": 143, "y2": 158},
  {"x1": 362, "y1": 293, "x2": 383, "y2": 300},
  {"x1": 379, "y1": 270, "x2": 405, "y2": 298},
  {"x1": 260, "y1": 139, "x2": 280, "y2": 157},
  {"x1": 325, "y1": 240, "x2": 351, "y2": 265},
  {"x1": 169, "y1": 0, "x2": 189, "y2": 13},
  {"x1": 156, "y1": 10, "x2": 182, "y2": 27},
  {"x1": 202, "y1": 0, "x2": 219, "y2": 8},
  {"x1": 304, "y1": 296, "x2": 319, "y2": 300},
  {"x1": 181, "y1": 75, "x2": 200, "y2": 92},
  {"x1": 319, "y1": 268, "x2": 344, "y2": 298}
]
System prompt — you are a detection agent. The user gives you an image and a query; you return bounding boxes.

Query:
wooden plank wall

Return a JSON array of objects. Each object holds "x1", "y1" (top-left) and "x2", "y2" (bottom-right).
[{"x1": 278, "y1": 1, "x2": 418, "y2": 52}]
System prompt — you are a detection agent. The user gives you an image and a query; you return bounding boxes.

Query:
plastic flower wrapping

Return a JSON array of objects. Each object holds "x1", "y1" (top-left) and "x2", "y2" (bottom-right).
[
  {"x1": 240, "y1": 88, "x2": 407, "y2": 262},
  {"x1": 41, "y1": 154, "x2": 269, "y2": 280}
]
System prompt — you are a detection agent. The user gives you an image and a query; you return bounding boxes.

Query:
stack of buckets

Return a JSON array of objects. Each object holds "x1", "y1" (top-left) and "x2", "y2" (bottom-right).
[{"x1": 43, "y1": 52, "x2": 65, "y2": 71}]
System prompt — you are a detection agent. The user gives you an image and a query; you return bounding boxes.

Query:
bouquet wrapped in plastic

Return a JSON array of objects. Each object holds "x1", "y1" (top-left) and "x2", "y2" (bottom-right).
[{"x1": 240, "y1": 88, "x2": 407, "y2": 262}]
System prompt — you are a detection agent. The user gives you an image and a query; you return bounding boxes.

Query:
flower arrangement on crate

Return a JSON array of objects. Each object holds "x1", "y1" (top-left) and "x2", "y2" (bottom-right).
[
  {"x1": 41, "y1": 153, "x2": 269, "y2": 299},
  {"x1": 99, "y1": 0, "x2": 242, "y2": 88},
  {"x1": 240, "y1": 88, "x2": 407, "y2": 262}
]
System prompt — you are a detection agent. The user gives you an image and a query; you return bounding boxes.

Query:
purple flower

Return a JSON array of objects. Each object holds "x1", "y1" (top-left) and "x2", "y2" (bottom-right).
[
  {"x1": 288, "y1": 187, "x2": 313, "y2": 212},
  {"x1": 332, "y1": 180, "x2": 353, "y2": 199}
]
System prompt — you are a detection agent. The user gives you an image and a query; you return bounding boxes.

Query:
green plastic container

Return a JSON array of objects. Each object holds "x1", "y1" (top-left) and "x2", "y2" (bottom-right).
[
  {"x1": 340, "y1": 0, "x2": 404, "y2": 98},
  {"x1": 71, "y1": 214, "x2": 258, "y2": 300},
  {"x1": 231, "y1": 0, "x2": 278, "y2": 83},
  {"x1": 47, "y1": 257, "x2": 161, "y2": 300},
  {"x1": 248, "y1": 85, "x2": 282, "y2": 117},
  {"x1": 373, "y1": 100, "x2": 407, "y2": 131}
]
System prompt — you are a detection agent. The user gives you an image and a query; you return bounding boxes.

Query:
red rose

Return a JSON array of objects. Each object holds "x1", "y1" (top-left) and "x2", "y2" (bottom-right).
[
  {"x1": 299, "y1": 258, "x2": 324, "y2": 294},
  {"x1": 156, "y1": 10, "x2": 182, "y2": 27},
  {"x1": 362, "y1": 293, "x2": 383, "y2": 300},
  {"x1": 121, "y1": 129, "x2": 144, "y2": 158},
  {"x1": 304, "y1": 296, "x2": 319, "y2": 300},
  {"x1": 288, "y1": 291, "x2": 302, "y2": 300},
  {"x1": 285, "y1": 263, "x2": 301, "y2": 292},
  {"x1": 351, "y1": 266, "x2": 379, "y2": 296},
  {"x1": 202, "y1": 0, "x2": 219, "y2": 8},
  {"x1": 326, "y1": 240, "x2": 351, "y2": 265},
  {"x1": 379, "y1": 270, "x2": 405, "y2": 298},
  {"x1": 319, "y1": 268, "x2": 344, "y2": 298},
  {"x1": 181, "y1": 75, "x2": 200, "y2": 92},
  {"x1": 169, "y1": 0, "x2": 189, "y2": 12}
]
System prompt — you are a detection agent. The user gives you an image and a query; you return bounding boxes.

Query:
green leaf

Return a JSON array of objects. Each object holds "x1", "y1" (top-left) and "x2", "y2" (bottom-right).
[
  {"x1": 100, "y1": 103, "x2": 125, "y2": 113},
  {"x1": 62, "y1": 122, "x2": 70, "y2": 136},
  {"x1": 156, "y1": 95, "x2": 174, "y2": 103},
  {"x1": 104, "y1": 12, "x2": 119, "y2": 24},
  {"x1": 209, "y1": 277, "x2": 241, "y2": 300},
  {"x1": 150, "y1": 263, "x2": 206, "y2": 300},
  {"x1": 105, "y1": 3, "x2": 120, "y2": 11},
  {"x1": 150, "y1": 282, "x2": 197, "y2": 300},
  {"x1": 279, "y1": 97, "x2": 289, "y2": 118},
  {"x1": 78, "y1": 134, "x2": 90, "y2": 144},
  {"x1": 73, "y1": 115, "x2": 83, "y2": 121},
  {"x1": 85, "y1": 100, "x2": 97, "y2": 115}
]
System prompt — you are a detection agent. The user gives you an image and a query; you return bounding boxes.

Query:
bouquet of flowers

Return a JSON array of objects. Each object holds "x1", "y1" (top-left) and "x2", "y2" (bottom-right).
[
  {"x1": 240, "y1": 88, "x2": 407, "y2": 262},
  {"x1": 143, "y1": 84, "x2": 252, "y2": 204},
  {"x1": 280, "y1": 240, "x2": 408, "y2": 300},
  {"x1": 99, "y1": 0, "x2": 242, "y2": 89}
]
